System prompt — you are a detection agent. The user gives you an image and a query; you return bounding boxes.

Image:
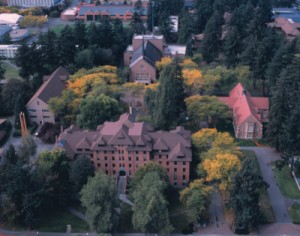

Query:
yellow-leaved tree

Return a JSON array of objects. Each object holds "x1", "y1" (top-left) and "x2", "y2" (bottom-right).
[
  {"x1": 155, "y1": 57, "x2": 172, "y2": 71},
  {"x1": 192, "y1": 128, "x2": 218, "y2": 155},
  {"x1": 203, "y1": 153, "x2": 241, "y2": 192}
]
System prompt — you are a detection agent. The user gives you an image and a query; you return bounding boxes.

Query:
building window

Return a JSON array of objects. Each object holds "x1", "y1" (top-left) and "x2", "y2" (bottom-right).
[
  {"x1": 30, "y1": 115, "x2": 37, "y2": 118},
  {"x1": 112, "y1": 157, "x2": 115, "y2": 161},
  {"x1": 113, "y1": 170, "x2": 116, "y2": 175},
  {"x1": 105, "y1": 170, "x2": 108, "y2": 174},
  {"x1": 112, "y1": 164, "x2": 115, "y2": 167},
  {"x1": 143, "y1": 151, "x2": 146, "y2": 154},
  {"x1": 97, "y1": 163, "x2": 100, "y2": 167},
  {"x1": 183, "y1": 175, "x2": 186, "y2": 180},
  {"x1": 105, "y1": 163, "x2": 108, "y2": 167},
  {"x1": 129, "y1": 157, "x2": 131, "y2": 161},
  {"x1": 42, "y1": 109, "x2": 49, "y2": 112},
  {"x1": 105, "y1": 157, "x2": 107, "y2": 161},
  {"x1": 36, "y1": 100, "x2": 39, "y2": 105},
  {"x1": 136, "y1": 151, "x2": 138, "y2": 154},
  {"x1": 28, "y1": 109, "x2": 36, "y2": 112},
  {"x1": 183, "y1": 162, "x2": 186, "y2": 165},
  {"x1": 174, "y1": 168, "x2": 177, "y2": 172},
  {"x1": 174, "y1": 161, "x2": 177, "y2": 165},
  {"x1": 183, "y1": 168, "x2": 186, "y2": 172},
  {"x1": 166, "y1": 161, "x2": 169, "y2": 165},
  {"x1": 43, "y1": 116, "x2": 50, "y2": 118},
  {"x1": 136, "y1": 157, "x2": 139, "y2": 161},
  {"x1": 129, "y1": 164, "x2": 131, "y2": 168}
]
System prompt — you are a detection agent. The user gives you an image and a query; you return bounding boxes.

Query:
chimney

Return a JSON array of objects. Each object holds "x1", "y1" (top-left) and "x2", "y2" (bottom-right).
[
  {"x1": 129, "y1": 106, "x2": 132, "y2": 115},
  {"x1": 61, "y1": 125, "x2": 64, "y2": 133}
]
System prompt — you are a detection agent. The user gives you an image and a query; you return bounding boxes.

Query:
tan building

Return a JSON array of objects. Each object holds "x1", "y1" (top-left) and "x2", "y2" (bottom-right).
[
  {"x1": 124, "y1": 34, "x2": 186, "y2": 83},
  {"x1": 218, "y1": 83, "x2": 269, "y2": 139},
  {"x1": 26, "y1": 67, "x2": 69, "y2": 125},
  {"x1": 55, "y1": 113, "x2": 192, "y2": 187}
]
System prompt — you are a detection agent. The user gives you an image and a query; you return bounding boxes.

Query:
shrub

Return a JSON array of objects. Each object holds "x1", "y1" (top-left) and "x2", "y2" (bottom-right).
[
  {"x1": 275, "y1": 160, "x2": 285, "y2": 171},
  {"x1": 12, "y1": 130, "x2": 21, "y2": 137}
]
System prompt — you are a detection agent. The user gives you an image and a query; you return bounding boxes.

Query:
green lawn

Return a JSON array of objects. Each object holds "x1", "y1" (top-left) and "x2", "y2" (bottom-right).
[
  {"x1": 2, "y1": 61, "x2": 20, "y2": 79},
  {"x1": 274, "y1": 165, "x2": 300, "y2": 199},
  {"x1": 37, "y1": 209, "x2": 90, "y2": 233},
  {"x1": 240, "y1": 150, "x2": 276, "y2": 224},
  {"x1": 289, "y1": 203, "x2": 300, "y2": 224}
]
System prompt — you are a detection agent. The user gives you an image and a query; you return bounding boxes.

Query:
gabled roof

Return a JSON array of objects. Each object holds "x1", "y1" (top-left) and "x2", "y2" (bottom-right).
[
  {"x1": 27, "y1": 67, "x2": 69, "y2": 105},
  {"x1": 153, "y1": 137, "x2": 169, "y2": 151},
  {"x1": 218, "y1": 83, "x2": 269, "y2": 126},
  {"x1": 130, "y1": 41, "x2": 162, "y2": 68},
  {"x1": 55, "y1": 113, "x2": 192, "y2": 162}
]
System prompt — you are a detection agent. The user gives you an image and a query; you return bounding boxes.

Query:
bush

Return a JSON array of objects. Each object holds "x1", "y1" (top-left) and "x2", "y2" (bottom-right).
[
  {"x1": 275, "y1": 160, "x2": 285, "y2": 171},
  {"x1": 49, "y1": 10, "x2": 59, "y2": 18},
  {"x1": 12, "y1": 130, "x2": 21, "y2": 137},
  {"x1": 29, "y1": 122, "x2": 38, "y2": 134},
  {"x1": 38, "y1": 122, "x2": 61, "y2": 144}
]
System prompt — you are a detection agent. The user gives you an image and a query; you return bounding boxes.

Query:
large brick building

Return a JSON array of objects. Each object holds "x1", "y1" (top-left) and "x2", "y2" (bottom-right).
[{"x1": 55, "y1": 113, "x2": 192, "y2": 187}]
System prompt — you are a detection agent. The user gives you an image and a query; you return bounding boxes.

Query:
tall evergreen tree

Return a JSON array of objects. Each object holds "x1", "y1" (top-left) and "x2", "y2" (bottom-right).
[
  {"x1": 229, "y1": 158, "x2": 267, "y2": 234},
  {"x1": 177, "y1": 10, "x2": 195, "y2": 44},
  {"x1": 57, "y1": 25, "x2": 76, "y2": 66},
  {"x1": 224, "y1": 26, "x2": 242, "y2": 67},
  {"x1": 158, "y1": 10, "x2": 174, "y2": 43},
  {"x1": 201, "y1": 12, "x2": 223, "y2": 63},
  {"x1": 74, "y1": 20, "x2": 87, "y2": 50},
  {"x1": 194, "y1": 0, "x2": 215, "y2": 33},
  {"x1": 152, "y1": 61, "x2": 185, "y2": 130}
]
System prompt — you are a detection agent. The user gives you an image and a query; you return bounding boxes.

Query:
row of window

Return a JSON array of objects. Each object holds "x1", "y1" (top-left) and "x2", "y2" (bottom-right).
[{"x1": 28, "y1": 109, "x2": 49, "y2": 112}]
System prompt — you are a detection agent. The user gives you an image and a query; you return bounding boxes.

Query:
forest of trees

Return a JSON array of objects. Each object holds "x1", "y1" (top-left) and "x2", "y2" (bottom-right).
[{"x1": 0, "y1": 0, "x2": 300, "y2": 234}]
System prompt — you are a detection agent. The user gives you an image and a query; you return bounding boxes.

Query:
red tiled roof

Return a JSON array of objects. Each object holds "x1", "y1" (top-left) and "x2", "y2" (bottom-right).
[{"x1": 218, "y1": 83, "x2": 269, "y2": 126}]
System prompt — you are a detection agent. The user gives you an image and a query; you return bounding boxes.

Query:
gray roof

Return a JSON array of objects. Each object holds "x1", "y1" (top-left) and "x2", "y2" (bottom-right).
[
  {"x1": 27, "y1": 67, "x2": 69, "y2": 105},
  {"x1": 78, "y1": 5, "x2": 147, "y2": 16},
  {"x1": 0, "y1": 25, "x2": 11, "y2": 37},
  {"x1": 130, "y1": 41, "x2": 162, "y2": 67}
]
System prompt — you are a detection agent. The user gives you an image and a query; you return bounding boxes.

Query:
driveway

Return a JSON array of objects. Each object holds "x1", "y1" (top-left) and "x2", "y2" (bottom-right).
[{"x1": 240, "y1": 147, "x2": 291, "y2": 223}]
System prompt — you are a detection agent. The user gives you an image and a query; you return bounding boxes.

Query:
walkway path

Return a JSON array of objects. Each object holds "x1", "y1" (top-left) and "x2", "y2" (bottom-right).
[
  {"x1": 240, "y1": 147, "x2": 291, "y2": 223},
  {"x1": 65, "y1": 207, "x2": 87, "y2": 222}
]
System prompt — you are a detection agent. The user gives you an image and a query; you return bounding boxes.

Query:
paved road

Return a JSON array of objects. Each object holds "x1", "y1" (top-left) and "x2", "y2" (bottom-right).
[{"x1": 240, "y1": 147, "x2": 291, "y2": 223}]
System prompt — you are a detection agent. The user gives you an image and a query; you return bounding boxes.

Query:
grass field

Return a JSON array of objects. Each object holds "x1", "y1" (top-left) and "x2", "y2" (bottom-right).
[
  {"x1": 289, "y1": 203, "x2": 300, "y2": 224},
  {"x1": 240, "y1": 150, "x2": 276, "y2": 224},
  {"x1": 37, "y1": 209, "x2": 90, "y2": 233},
  {"x1": 2, "y1": 61, "x2": 20, "y2": 79},
  {"x1": 274, "y1": 165, "x2": 300, "y2": 199}
]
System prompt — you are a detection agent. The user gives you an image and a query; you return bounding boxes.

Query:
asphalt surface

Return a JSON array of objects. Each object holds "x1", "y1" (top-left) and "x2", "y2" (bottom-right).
[{"x1": 240, "y1": 147, "x2": 291, "y2": 223}]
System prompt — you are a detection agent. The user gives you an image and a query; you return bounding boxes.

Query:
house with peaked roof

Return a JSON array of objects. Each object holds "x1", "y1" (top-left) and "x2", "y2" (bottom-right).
[
  {"x1": 26, "y1": 67, "x2": 69, "y2": 125},
  {"x1": 218, "y1": 83, "x2": 269, "y2": 139},
  {"x1": 124, "y1": 34, "x2": 186, "y2": 83},
  {"x1": 55, "y1": 113, "x2": 192, "y2": 187}
]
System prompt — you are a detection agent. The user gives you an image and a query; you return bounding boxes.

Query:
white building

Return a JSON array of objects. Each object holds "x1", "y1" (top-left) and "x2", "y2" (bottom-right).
[
  {"x1": 0, "y1": 45, "x2": 19, "y2": 58},
  {"x1": 8, "y1": 0, "x2": 62, "y2": 8},
  {"x1": 0, "y1": 14, "x2": 23, "y2": 27}
]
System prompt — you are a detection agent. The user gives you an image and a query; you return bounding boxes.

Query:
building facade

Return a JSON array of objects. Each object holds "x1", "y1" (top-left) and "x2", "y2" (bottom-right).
[
  {"x1": 0, "y1": 44, "x2": 19, "y2": 58},
  {"x1": 8, "y1": 0, "x2": 62, "y2": 7},
  {"x1": 26, "y1": 67, "x2": 69, "y2": 125},
  {"x1": 218, "y1": 83, "x2": 269, "y2": 139},
  {"x1": 55, "y1": 113, "x2": 192, "y2": 187}
]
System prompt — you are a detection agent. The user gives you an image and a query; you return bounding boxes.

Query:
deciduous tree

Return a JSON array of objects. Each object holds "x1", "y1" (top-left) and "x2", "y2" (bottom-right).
[
  {"x1": 80, "y1": 171, "x2": 116, "y2": 233},
  {"x1": 180, "y1": 179, "x2": 212, "y2": 223}
]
